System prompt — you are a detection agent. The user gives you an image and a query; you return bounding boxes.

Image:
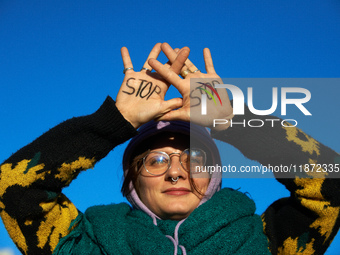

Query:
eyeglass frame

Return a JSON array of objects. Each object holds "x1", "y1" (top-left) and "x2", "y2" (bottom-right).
[{"x1": 142, "y1": 148, "x2": 207, "y2": 176}]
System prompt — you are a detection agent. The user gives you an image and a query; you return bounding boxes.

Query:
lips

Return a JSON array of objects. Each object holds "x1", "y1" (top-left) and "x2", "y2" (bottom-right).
[{"x1": 163, "y1": 188, "x2": 191, "y2": 195}]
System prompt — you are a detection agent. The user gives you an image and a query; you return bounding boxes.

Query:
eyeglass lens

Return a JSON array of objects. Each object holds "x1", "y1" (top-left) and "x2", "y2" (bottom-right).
[{"x1": 143, "y1": 149, "x2": 206, "y2": 175}]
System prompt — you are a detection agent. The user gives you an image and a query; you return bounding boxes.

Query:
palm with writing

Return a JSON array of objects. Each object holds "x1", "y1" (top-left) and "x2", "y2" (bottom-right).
[{"x1": 116, "y1": 43, "x2": 189, "y2": 129}]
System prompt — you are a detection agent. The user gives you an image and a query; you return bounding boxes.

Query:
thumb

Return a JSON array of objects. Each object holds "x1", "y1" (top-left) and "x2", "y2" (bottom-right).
[
  {"x1": 159, "y1": 98, "x2": 183, "y2": 114},
  {"x1": 156, "y1": 108, "x2": 189, "y2": 122}
]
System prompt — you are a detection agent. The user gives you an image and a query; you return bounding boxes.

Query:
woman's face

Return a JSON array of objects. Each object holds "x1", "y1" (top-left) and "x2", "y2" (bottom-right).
[{"x1": 136, "y1": 134, "x2": 210, "y2": 220}]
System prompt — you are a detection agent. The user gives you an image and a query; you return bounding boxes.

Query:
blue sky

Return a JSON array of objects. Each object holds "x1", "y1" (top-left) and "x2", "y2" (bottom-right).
[{"x1": 0, "y1": 1, "x2": 339, "y2": 254}]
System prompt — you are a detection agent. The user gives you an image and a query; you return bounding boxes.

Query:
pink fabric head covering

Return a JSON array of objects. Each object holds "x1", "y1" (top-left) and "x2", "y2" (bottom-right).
[{"x1": 122, "y1": 121, "x2": 222, "y2": 223}]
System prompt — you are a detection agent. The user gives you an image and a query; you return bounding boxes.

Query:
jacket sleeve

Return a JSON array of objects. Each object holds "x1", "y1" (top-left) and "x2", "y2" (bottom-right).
[
  {"x1": 0, "y1": 96, "x2": 138, "y2": 255},
  {"x1": 212, "y1": 106, "x2": 340, "y2": 255}
]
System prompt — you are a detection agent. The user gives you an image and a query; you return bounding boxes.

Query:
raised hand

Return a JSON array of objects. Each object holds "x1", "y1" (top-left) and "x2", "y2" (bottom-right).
[
  {"x1": 116, "y1": 43, "x2": 189, "y2": 129},
  {"x1": 148, "y1": 43, "x2": 233, "y2": 130}
]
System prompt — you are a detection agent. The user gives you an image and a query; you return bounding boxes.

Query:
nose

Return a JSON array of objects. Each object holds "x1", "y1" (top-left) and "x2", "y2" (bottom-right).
[{"x1": 165, "y1": 154, "x2": 187, "y2": 181}]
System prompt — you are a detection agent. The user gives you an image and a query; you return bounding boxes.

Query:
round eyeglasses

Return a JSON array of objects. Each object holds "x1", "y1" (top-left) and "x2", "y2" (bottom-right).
[{"x1": 142, "y1": 148, "x2": 206, "y2": 176}]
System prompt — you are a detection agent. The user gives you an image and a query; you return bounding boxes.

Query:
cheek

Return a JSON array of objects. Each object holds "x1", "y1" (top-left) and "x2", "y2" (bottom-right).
[
  {"x1": 136, "y1": 175, "x2": 161, "y2": 202},
  {"x1": 136, "y1": 176, "x2": 148, "y2": 197},
  {"x1": 194, "y1": 178, "x2": 210, "y2": 193}
]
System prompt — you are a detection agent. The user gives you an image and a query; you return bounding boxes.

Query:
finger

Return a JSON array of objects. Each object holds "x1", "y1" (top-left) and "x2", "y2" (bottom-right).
[
  {"x1": 121, "y1": 47, "x2": 134, "y2": 74},
  {"x1": 166, "y1": 45, "x2": 200, "y2": 76},
  {"x1": 169, "y1": 47, "x2": 190, "y2": 75},
  {"x1": 156, "y1": 108, "x2": 189, "y2": 122},
  {"x1": 164, "y1": 60, "x2": 171, "y2": 69},
  {"x1": 161, "y1": 42, "x2": 178, "y2": 63},
  {"x1": 149, "y1": 58, "x2": 184, "y2": 88},
  {"x1": 203, "y1": 48, "x2": 216, "y2": 74},
  {"x1": 162, "y1": 44, "x2": 198, "y2": 72},
  {"x1": 159, "y1": 98, "x2": 183, "y2": 116},
  {"x1": 162, "y1": 44, "x2": 189, "y2": 75},
  {"x1": 185, "y1": 58, "x2": 199, "y2": 73},
  {"x1": 141, "y1": 43, "x2": 162, "y2": 72}
]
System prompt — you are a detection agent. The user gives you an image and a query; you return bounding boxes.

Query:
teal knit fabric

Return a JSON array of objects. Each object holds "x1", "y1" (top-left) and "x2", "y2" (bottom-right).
[{"x1": 53, "y1": 188, "x2": 270, "y2": 255}]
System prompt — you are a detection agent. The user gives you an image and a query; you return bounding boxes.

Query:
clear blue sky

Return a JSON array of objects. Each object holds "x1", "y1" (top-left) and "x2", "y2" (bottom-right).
[{"x1": 0, "y1": 1, "x2": 339, "y2": 254}]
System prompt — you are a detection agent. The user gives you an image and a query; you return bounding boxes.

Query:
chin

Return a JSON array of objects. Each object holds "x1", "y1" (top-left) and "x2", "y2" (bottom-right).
[
  {"x1": 165, "y1": 211, "x2": 191, "y2": 221},
  {"x1": 162, "y1": 203, "x2": 197, "y2": 220}
]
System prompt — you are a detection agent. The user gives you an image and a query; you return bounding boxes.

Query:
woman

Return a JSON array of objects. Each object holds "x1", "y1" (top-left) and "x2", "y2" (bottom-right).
[{"x1": 0, "y1": 43, "x2": 339, "y2": 254}]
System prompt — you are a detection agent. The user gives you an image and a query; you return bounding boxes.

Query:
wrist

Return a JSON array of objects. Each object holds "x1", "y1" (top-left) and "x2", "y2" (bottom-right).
[{"x1": 115, "y1": 104, "x2": 140, "y2": 129}]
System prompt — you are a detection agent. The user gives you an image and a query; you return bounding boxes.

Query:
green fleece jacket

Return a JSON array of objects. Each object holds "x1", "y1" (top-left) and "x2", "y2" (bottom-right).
[{"x1": 53, "y1": 188, "x2": 270, "y2": 254}]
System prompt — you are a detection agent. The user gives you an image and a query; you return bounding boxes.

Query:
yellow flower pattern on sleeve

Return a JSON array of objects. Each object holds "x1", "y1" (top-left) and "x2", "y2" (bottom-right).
[{"x1": 0, "y1": 155, "x2": 95, "y2": 254}]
